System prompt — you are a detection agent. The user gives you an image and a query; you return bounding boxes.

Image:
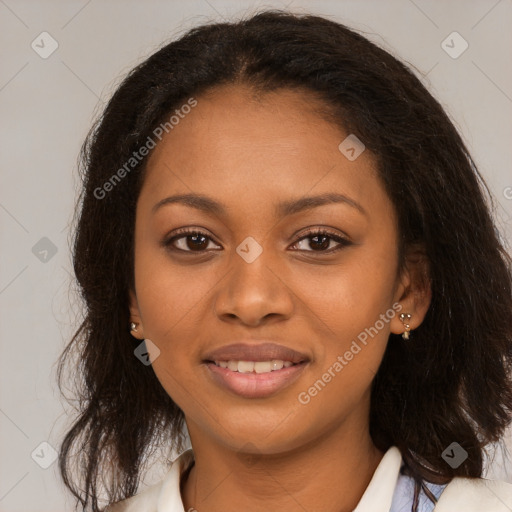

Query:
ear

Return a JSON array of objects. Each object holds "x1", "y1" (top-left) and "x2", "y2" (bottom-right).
[
  {"x1": 129, "y1": 288, "x2": 145, "y2": 340},
  {"x1": 390, "y1": 244, "x2": 432, "y2": 337}
]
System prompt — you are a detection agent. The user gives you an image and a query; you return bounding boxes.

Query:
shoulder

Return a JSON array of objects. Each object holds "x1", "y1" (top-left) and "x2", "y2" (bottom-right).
[
  {"x1": 434, "y1": 476, "x2": 512, "y2": 511},
  {"x1": 105, "y1": 481, "x2": 163, "y2": 512},
  {"x1": 104, "y1": 448, "x2": 195, "y2": 512}
]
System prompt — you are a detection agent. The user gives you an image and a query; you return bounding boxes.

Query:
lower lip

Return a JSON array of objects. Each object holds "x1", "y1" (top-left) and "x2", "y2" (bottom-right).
[{"x1": 204, "y1": 361, "x2": 308, "y2": 399}]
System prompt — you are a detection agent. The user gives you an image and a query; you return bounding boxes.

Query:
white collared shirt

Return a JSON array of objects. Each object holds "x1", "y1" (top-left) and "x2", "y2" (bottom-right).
[{"x1": 107, "y1": 446, "x2": 512, "y2": 512}]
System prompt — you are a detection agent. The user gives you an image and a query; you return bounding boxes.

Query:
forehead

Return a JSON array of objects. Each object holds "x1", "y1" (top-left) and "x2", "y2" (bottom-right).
[{"x1": 139, "y1": 84, "x2": 386, "y2": 221}]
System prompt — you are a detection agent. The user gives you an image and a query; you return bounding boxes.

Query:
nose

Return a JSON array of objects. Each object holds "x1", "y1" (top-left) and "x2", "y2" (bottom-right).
[{"x1": 213, "y1": 245, "x2": 294, "y2": 327}]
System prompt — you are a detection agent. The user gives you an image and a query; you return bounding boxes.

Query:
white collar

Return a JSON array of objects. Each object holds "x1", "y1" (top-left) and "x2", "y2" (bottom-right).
[
  {"x1": 353, "y1": 446, "x2": 402, "y2": 511},
  {"x1": 156, "y1": 446, "x2": 402, "y2": 512},
  {"x1": 157, "y1": 448, "x2": 194, "y2": 511}
]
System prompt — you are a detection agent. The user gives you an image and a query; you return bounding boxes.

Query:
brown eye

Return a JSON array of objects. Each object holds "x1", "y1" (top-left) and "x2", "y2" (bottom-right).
[
  {"x1": 163, "y1": 230, "x2": 221, "y2": 252},
  {"x1": 291, "y1": 229, "x2": 351, "y2": 253}
]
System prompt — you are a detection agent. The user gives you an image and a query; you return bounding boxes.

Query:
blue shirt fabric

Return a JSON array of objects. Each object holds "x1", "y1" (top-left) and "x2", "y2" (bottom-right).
[{"x1": 390, "y1": 466, "x2": 447, "y2": 512}]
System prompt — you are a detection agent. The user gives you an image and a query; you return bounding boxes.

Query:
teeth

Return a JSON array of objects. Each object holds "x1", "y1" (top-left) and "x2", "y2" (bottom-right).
[
  {"x1": 254, "y1": 361, "x2": 271, "y2": 373},
  {"x1": 238, "y1": 361, "x2": 254, "y2": 373},
  {"x1": 214, "y1": 359, "x2": 297, "y2": 373},
  {"x1": 271, "y1": 360, "x2": 284, "y2": 371}
]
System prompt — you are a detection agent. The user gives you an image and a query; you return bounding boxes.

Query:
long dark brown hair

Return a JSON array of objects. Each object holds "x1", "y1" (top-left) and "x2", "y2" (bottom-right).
[{"x1": 57, "y1": 10, "x2": 512, "y2": 512}]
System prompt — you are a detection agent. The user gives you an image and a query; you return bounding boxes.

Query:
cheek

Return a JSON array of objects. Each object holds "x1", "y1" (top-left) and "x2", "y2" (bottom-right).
[
  {"x1": 133, "y1": 251, "x2": 209, "y2": 409},
  {"x1": 132, "y1": 248, "x2": 218, "y2": 404},
  {"x1": 135, "y1": 246, "x2": 215, "y2": 333},
  {"x1": 297, "y1": 253, "x2": 397, "y2": 331},
  {"x1": 295, "y1": 249, "x2": 398, "y2": 379},
  {"x1": 294, "y1": 278, "x2": 394, "y2": 420}
]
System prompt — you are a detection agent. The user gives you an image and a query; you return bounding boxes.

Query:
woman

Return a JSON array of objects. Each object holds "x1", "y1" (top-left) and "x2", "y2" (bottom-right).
[{"x1": 57, "y1": 10, "x2": 512, "y2": 512}]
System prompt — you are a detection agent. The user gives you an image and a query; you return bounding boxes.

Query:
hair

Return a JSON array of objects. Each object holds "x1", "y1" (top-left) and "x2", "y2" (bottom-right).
[{"x1": 57, "y1": 9, "x2": 512, "y2": 512}]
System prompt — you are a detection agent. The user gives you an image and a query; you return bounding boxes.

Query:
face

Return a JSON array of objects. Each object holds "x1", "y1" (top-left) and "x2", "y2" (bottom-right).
[{"x1": 129, "y1": 84, "x2": 430, "y2": 455}]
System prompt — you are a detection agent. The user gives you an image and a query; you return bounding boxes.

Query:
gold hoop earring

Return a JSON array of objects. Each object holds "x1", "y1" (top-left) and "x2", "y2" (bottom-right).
[{"x1": 399, "y1": 313, "x2": 412, "y2": 340}]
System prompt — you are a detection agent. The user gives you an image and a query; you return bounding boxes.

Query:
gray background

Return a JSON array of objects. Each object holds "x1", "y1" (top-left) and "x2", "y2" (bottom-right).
[{"x1": 1, "y1": 0, "x2": 511, "y2": 510}]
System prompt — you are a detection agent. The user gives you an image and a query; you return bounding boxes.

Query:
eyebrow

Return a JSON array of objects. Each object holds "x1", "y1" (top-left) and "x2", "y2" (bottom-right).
[{"x1": 151, "y1": 192, "x2": 367, "y2": 217}]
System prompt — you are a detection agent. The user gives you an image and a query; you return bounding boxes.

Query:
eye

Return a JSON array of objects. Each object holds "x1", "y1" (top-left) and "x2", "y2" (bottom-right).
[
  {"x1": 290, "y1": 228, "x2": 352, "y2": 253},
  {"x1": 162, "y1": 227, "x2": 352, "y2": 255},
  {"x1": 162, "y1": 228, "x2": 221, "y2": 253}
]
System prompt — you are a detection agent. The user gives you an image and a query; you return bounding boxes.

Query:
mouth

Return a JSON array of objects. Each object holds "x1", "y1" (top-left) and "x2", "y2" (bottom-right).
[
  {"x1": 203, "y1": 358, "x2": 309, "y2": 399},
  {"x1": 201, "y1": 342, "x2": 310, "y2": 398}
]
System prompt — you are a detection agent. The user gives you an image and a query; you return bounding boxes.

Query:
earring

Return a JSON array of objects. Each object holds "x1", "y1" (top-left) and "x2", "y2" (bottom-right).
[
  {"x1": 130, "y1": 322, "x2": 139, "y2": 332},
  {"x1": 399, "y1": 313, "x2": 412, "y2": 340}
]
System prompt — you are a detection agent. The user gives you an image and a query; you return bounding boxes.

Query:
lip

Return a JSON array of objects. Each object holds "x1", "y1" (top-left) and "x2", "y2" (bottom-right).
[
  {"x1": 205, "y1": 360, "x2": 309, "y2": 398},
  {"x1": 203, "y1": 342, "x2": 309, "y2": 364}
]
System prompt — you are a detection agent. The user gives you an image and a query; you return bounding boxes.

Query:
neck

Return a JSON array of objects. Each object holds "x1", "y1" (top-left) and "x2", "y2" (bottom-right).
[{"x1": 181, "y1": 417, "x2": 384, "y2": 512}]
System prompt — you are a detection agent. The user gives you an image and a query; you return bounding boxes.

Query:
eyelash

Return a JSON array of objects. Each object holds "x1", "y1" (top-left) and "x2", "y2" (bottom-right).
[{"x1": 162, "y1": 227, "x2": 352, "y2": 255}]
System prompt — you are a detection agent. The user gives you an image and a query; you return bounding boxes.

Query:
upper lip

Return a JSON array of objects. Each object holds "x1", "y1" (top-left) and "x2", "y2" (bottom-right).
[{"x1": 203, "y1": 342, "x2": 309, "y2": 364}]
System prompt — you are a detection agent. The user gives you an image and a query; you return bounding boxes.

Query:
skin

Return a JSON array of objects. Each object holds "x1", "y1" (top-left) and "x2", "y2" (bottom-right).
[{"x1": 129, "y1": 84, "x2": 431, "y2": 512}]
